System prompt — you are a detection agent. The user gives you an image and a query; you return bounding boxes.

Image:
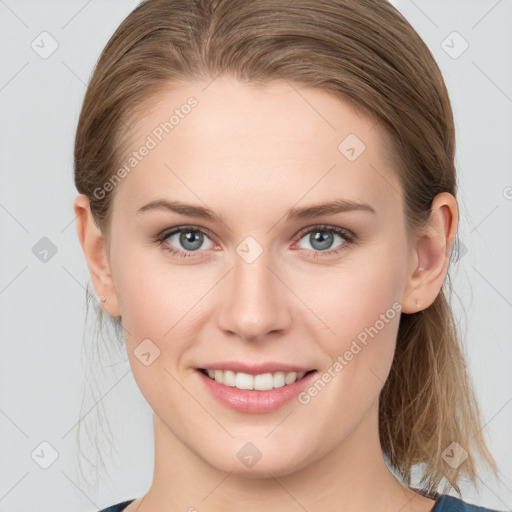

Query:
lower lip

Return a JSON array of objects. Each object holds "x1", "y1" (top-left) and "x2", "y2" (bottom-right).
[{"x1": 196, "y1": 369, "x2": 318, "y2": 414}]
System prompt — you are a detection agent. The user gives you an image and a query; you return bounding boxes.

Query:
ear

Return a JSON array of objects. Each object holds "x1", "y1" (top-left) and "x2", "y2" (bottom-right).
[
  {"x1": 73, "y1": 194, "x2": 121, "y2": 317},
  {"x1": 401, "y1": 192, "x2": 458, "y2": 314}
]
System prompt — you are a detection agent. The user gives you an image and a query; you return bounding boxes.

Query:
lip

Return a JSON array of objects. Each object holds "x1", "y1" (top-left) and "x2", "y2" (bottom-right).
[
  {"x1": 197, "y1": 361, "x2": 314, "y2": 374},
  {"x1": 196, "y1": 368, "x2": 318, "y2": 414}
]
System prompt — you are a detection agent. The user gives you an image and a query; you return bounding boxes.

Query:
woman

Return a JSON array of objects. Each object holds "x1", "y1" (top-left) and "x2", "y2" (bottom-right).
[{"x1": 73, "y1": 0, "x2": 502, "y2": 510}]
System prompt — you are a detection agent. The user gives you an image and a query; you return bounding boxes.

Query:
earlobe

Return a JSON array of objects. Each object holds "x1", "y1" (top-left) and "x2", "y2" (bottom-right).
[
  {"x1": 73, "y1": 194, "x2": 121, "y2": 317},
  {"x1": 401, "y1": 192, "x2": 458, "y2": 314}
]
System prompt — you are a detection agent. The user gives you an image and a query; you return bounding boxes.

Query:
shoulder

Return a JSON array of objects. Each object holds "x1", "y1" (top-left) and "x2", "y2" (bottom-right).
[
  {"x1": 434, "y1": 495, "x2": 502, "y2": 512},
  {"x1": 98, "y1": 499, "x2": 135, "y2": 512}
]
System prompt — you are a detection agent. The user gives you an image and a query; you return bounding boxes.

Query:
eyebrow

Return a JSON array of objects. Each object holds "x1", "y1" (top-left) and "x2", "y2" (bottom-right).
[{"x1": 136, "y1": 198, "x2": 376, "y2": 222}]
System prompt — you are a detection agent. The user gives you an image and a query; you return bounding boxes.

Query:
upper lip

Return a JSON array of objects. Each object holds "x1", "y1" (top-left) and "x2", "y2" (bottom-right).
[{"x1": 197, "y1": 362, "x2": 316, "y2": 375}]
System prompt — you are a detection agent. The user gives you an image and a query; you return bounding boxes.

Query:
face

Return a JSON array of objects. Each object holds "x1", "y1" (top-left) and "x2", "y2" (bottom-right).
[{"x1": 105, "y1": 76, "x2": 415, "y2": 477}]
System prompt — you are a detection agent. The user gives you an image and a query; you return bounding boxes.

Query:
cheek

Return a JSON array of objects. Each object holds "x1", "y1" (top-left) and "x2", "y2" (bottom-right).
[
  {"x1": 313, "y1": 276, "x2": 400, "y2": 381},
  {"x1": 111, "y1": 240, "x2": 211, "y2": 338},
  {"x1": 110, "y1": 245, "x2": 225, "y2": 404},
  {"x1": 299, "y1": 242, "x2": 406, "y2": 400}
]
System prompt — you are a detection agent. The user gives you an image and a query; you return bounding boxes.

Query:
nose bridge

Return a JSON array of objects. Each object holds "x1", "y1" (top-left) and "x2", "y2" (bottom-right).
[{"x1": 217, "y1": 240, "x2": 289, "y2": 340}]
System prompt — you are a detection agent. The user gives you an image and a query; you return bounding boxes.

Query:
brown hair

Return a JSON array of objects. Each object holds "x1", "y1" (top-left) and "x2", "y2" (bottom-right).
[{"x1": 74, "y1": 0, "x2": 499, "y2": 495}]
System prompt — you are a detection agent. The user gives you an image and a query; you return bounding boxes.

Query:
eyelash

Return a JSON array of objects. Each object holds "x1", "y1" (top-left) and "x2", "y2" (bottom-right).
[{"x1": 154, "y1": 224, "x2": 356, "y2": 260}]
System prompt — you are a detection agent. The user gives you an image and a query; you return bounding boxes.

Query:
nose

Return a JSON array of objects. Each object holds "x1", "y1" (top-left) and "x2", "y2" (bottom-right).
[{"x1": 216, "y1": 246, "x2": 292, "y2": 342}]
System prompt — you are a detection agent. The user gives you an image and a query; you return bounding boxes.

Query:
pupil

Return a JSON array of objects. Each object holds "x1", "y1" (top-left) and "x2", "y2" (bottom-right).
[
  {"x1": 180, "y1": 231, "x2": 203, "y2": 250},
  {"x1": 311, "y1": 231, "x2": 333, "y2": 251}
]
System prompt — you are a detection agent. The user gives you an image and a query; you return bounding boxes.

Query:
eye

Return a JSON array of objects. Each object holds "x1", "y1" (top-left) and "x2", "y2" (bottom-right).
[
  {"x1": 155, "y1": 224, "x2": 355, "y2": 260},
  {"x1": 156, "y1": 226, "x2": 216, "y2": 259},
  {"x1": 293, "y1": 225, "x2": 354, "y2": 257}
]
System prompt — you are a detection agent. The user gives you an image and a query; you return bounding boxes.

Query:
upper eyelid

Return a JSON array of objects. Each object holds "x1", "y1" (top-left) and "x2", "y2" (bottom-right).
[
  {"x1": 295, "y1": 224, "x2": 352, "y2": 239},
  {"x1": 158, "y1": 224, "x2": 215, "y2": 240}
]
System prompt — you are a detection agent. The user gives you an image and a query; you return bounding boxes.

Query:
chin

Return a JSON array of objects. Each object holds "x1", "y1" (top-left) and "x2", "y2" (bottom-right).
[{"x1": 202, "y1": 438, "x2": 317, "y2": 479}]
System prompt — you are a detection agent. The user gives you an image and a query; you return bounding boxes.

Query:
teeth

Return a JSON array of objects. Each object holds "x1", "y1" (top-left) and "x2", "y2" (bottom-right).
[
  {"x1": 273, "y1": 371, "x2": 285, "y2": 388},
  {"x1": 254, "y1": 373, "x2": 273, "y2": 391},
  {"x1": 214, "y1": 370, "x2": 223, "y2": 384},
  {"x1": 223, "y1": 370, "x2": 236, "y2": 387},
  {"x1": 285, "y1": 371, "x2": 297, "y2": 385},
  {"x1": 235, "y1": 372, "x2": 254, "y2": 390},
  {"x1": 204, "y1": 369, "x2": 309, "y2": 390}
]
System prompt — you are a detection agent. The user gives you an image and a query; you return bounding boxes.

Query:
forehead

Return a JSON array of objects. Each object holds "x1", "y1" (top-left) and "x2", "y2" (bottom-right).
[{"x1": 112, "y1": 76, "x2": 402, "y2": 218}]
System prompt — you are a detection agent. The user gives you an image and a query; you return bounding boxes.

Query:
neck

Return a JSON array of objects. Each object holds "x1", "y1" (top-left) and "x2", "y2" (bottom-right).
[{"x1": 138, "y1": 403, "x2": 433, "y2": 512}]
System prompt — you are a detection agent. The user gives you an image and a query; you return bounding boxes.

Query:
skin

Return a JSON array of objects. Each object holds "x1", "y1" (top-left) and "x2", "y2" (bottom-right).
[{"x1": 74, "y1": 76, "x2": 458, "y2": 512}]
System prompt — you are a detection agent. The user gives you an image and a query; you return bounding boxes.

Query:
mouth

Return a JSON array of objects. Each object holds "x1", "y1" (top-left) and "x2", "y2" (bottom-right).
[
  {"x1": 196, "y1": 366, "x2": 319, "y2": 413},
  {"x1": 197, "y1": 368, "x2": 317, "y2": 391}
]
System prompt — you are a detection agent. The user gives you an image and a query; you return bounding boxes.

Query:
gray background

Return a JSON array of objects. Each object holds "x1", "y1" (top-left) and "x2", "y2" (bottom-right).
[{"x1": 0, "y1": 1, "x2": 511, "y2": 511}]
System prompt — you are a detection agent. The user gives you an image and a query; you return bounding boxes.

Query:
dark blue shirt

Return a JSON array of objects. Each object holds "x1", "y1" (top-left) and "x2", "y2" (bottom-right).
[{"x1": 98, "y1": 495, "x2": 502, "y2": 511}]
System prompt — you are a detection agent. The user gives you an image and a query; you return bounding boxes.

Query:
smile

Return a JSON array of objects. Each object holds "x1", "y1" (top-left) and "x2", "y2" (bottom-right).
[
  {"x1": 196, "y1": 367, "x2": 318, "y2": 414},
  {"x1": 199, "y1": 368, "x2": 315, "y2": 391}
]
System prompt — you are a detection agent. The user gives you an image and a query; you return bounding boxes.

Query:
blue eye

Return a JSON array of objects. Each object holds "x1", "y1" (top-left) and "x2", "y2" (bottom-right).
[
  {"x1": 155, "y1": 224, "x2": 354, "y2": 259},
  {"x1": 294, "y1": 225, "x2": 353, "y2": 258},
  {"x1": 157, "y1": 226, "x2": 215, "y2": 259}
]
